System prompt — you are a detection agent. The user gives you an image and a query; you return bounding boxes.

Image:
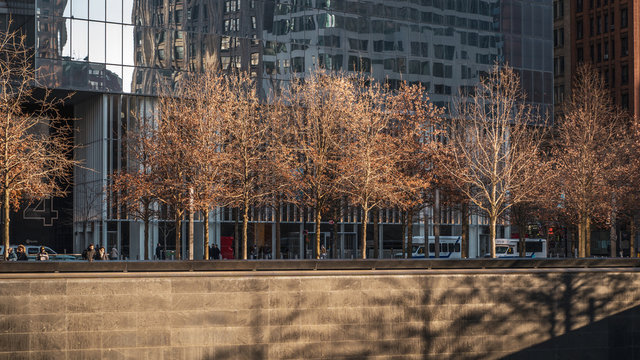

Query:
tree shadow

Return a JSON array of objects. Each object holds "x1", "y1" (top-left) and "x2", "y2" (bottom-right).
[{"x1": 200, "y1": 268, "x2": 640, "y2": 359}]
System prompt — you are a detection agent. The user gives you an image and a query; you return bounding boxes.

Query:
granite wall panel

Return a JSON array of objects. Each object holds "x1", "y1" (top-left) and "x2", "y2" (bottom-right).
[{"x1": 0, "y1": 270, "x2": 639, "y2": 359}]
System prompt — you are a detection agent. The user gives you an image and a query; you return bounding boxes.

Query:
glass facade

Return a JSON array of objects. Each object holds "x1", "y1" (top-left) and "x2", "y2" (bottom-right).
[
  {"x1": 36, "y1": 0, "x2": 552, "y2": 111},
  {"x1": 32, "y1": 0, "x2": 552, "y2": 258}
]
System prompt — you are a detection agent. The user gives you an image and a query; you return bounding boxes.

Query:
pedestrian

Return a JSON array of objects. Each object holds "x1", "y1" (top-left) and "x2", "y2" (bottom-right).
[
  {"x1": 155, "y1": 243, "x2": 164, "y2": 260},
  {"x1": 82, "y1": 244, "x2": 96, "y2": 262},
  {"x1": 16, "y1": 245, "x2": 28, "y2": 261},
  {"x1": 95, "y1": 246, "x2": 109, "y2": 261},
  {"x1": 36, "y1": 246, "x2": 49, "y2": 261},
  {"x1": 6, "y1": 247, "x2": 16, "y2": 261},
  {"x1": 211, "y1": 243, "x2": 221, "y2": 260},
  {"x1": 320, "y1": 245, "x2": 327, "y2": 259},
  {"x1": 110, "y1": 246, "x2": 119, "y2": 260}
]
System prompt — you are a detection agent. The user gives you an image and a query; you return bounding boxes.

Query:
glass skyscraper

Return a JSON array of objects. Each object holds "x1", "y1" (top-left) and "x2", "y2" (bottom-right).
[{"x1": 24, "y1": 0, "x2": 552, "y2": 259}]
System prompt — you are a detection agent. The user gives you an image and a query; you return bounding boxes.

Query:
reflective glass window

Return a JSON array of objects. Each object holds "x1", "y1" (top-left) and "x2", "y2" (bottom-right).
[
  {"x1": 89, "y1": 0, "x2": 105, "y2": 21},
  {"x1": 72, "y1": 0, "x2": 88, "y2": 19},
  {"x1": 123, "y1": 0, "x2": 134, "y2": 24},
  {"x1": 71, "y1": 19, "x2": 89, "y2": 61},
  {"x1": 122, "y1": 25, "x2": 135, "y2": 66},
  {"x1": 106, "y1": 23, "x2": 123, "y2": 65},
  {"x1": 89, "y1": 21, "x2": 105, "y2": 63},
  {"x1": 107, "y1": 0, "x2": 123, "y2": 23}
]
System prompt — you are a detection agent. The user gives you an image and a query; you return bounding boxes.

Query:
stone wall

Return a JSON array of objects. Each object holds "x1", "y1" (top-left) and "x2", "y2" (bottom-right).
[{"x1": 1, "y1": 266, "x2": 639, "y2": 359}]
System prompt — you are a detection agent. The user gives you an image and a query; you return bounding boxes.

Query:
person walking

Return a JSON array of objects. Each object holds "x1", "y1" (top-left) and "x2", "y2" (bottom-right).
[
  {"x1": 16, "y1": 245, "x2": 28, "y2": 261},
  {"x1": 36, "y1": 247, "x2": 49, "y2": 261},
  {"x1": 155, "y1": 243, "x2": 164, "y2": 260},
  {"x1": 6, "y1": 248, "x2": 16, "y2": 261},
  {"x1": 83, "y1": 244, "x2": 96, "y2": 262},
  {"x1": 109, "y1": 246, "x2": 119, "y2": 260},
  {"x1": 95, "y1": 246, "x2": 109, "y2": 261},
  {"x1": 211, "y1": 243, "x2": 221, "y2": 260}
]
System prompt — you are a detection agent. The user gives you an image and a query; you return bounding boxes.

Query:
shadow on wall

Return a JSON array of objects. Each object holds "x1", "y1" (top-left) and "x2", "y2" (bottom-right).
[
  {"x1": 504, "y1": 304, "x2": 640, "y2": 359},
  {"x1": 198, "y1": 271, "x2": 639, "y2": 359}
]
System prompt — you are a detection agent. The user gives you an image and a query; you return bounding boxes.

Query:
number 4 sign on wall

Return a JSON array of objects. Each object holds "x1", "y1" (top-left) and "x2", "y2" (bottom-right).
[{"x1": 23, "y1": 198, "x2": 58, "y2": 226}]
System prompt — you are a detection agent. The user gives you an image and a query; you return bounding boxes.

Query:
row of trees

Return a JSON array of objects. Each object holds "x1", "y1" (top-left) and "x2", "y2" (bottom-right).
[
  {"x1": 112, "y1": 70, "x2": 444, "y2": 259},
  {"x1": 0, "y1": 17, "x2": 635, "y2": 260},
  {"x1": 112, "y1": 62, "x2": 640, "y2": 260}
]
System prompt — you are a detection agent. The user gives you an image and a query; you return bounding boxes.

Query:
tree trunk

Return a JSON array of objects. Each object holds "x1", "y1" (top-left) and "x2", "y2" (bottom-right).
[
  {"x1": 332, "y1": 206, "x2": 339, "y2": 259},
  {"x1": 3, "y1": 188, "x2": 9, "y2": 260},
  {"x1": 407, "y1": 208, "x2": 414, "y2": 258},
  {"x1": 578, "y1": 218, "x2": 584, "y2": 258},
  {"x1": 234, "y1": 207, "x2": 239, "y2": 259},
  {"x1": 461, "y1": 202, "x2": 469, "y2": 258},
  {"x1": 631, "y1": 215, "x2": 636, "y2": 258},
  {"x1": 144, "y1": 207, "x2": 150, "y2": 260},
  {"x1": 518, "y1": 222, "x2": 526, "y2": 257},
  {"x1": 586, "y1": 216, "x2": 591, "y2": 257},
  {"x1": 610, "y1": 209, "x2": 617, "y2": 257},
  {"x1": 174, "y1": 212, "x2": 182, "y2": 260},
  {"x1": 242, "y1": 202, "x2": 249, "y2": 260},
  {"x1": 489, "y1": 213, "x2": 497, "y2": 258},
  {"x1": 400, "y1": 211, "x2": 406, "y2": 258},
  {"x1": 315, "y1": 208, "x2": 322, "y2": 259},
  {"x1": 204, "y1": 209, "x2": 209, "y2": 260},
  {"x1": 361, "y1": 207, "x2": 368, "y2": 259},
  {"x1": 434, "y1": 188, "x2": 440, "y2": 258},
  {"x1": 188, "y1": 209, "x2": 194, "y2": 260},
  {"x1": 373, "y1": 207, "x2": 379, "y2": 258},
  {"x1": 275, "y1": 203, "x2": 281, "y2": 260}
]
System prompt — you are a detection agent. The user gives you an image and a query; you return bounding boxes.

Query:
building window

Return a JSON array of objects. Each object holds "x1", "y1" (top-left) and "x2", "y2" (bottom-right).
[
  {"x1": 603, "y1": 40, "x2": 609, "y2": 60},
  {"x1": 589, "y1": 16, "x2": 594, "y2": 36},
  {"x1": 174, "y1": 46, "x2": 184, "y2": 60},
  {"x1": 554, "y1": 85, "x2": 565, "y2": 105},
  {"x1": 577, "y1": 47, "x2": 584, "y2": 62},
  {"x1": 621, "y1": 64, "x2": 628, "y2": 84},
  {"x1": 554, "y1": 56, "x2": 565, "y2": 75},
  {"x1": 621, "y1": 8, "x2": 628, "y2": 28},
  {"x1": 577, "y1": 0, "x2": 583, "y2": 12},
  {"x1": 554, "y1": 0, "x2": 564, "y2": 19},
  {"x1": 621, "y1": 93, "x2": 629, "y2": 109},
  {"x1": 576, "y1": 19, "x2": 583, "y2": 40},
  {"x1": 554, "y1": 28, "x2": 564, "y2": 47},
  {"x1": 621, "y1": 34, "x2": 628, "y2": 57},
  {"x1": 611, "y1": 39, "x2": 615, "y2": 59},
  {"x1": 250, "y1": 52, "x2": 259, "y2": 66}
]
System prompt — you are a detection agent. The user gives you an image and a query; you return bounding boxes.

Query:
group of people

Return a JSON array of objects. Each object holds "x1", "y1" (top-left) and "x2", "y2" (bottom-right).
[
  {"x1": 82, "y1": 244, "x2": 114, "y2": 261},
  {"x1": 5, "y1": 245, "x2": 30, "y2": 261},
  {"x1": 6, "y1": 245, "x2": 50, "y2": 261}
]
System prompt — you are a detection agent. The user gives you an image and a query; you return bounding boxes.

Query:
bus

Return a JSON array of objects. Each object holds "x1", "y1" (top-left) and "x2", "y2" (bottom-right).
[
  {"x1": 408, "y1": 236, "x2": 462, "y2": 259},
  {"x1": 494, "y1": 238, "x2": 547, "y2": 258}
]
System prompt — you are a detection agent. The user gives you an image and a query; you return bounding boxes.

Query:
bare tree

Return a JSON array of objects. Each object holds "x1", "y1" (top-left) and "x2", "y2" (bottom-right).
[
  {"x1": 218, "y1": 72, "x2": 269, "y2": 260},
  {"x1": 553, "y1": 65, "x2": 627, "y2": 257},
  {"x1": 442, "y1": 65, "x2": 549, "y2": 258},
  {"x1": 0, "y1": 24, "x2": 76, "y2": 259},
  {"x1": 340, "y1": 77, "x2": 400, "y2": 259},
  {"x1": 390, "y1": 82, "x2": 444, "y2": 258},
  {"x1": 283, "y1": 70, "x2": 352, "y2": 259}
]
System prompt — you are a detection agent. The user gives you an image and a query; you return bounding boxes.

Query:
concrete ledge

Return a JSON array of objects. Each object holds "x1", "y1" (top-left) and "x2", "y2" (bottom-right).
[{"x1": 1, "y1": 258, "x2": 640, "y2": 273}]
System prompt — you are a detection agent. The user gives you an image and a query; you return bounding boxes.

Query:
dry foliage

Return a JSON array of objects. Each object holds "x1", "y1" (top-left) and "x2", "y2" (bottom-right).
[
  {"x1": 443, "y1": 65, "x2": 549, "y2": 258},
  {"x1": 0, "y1": 24, "x2": 76, "y2": 259},
  {"x1": 282, "y1": 70, "x2": 353, "y2": 259},
  {"x1": 217, "y1": 72, "x2": 270, "y2": 260},
  {"x1": 553, "y1": 65, "x2": 631, "y2": 257}
]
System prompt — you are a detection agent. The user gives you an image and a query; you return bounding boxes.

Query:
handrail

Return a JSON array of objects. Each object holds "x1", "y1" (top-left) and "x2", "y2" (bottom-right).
[{"x1": 1, "y1": 258, "x2": 640, "y2": 273}]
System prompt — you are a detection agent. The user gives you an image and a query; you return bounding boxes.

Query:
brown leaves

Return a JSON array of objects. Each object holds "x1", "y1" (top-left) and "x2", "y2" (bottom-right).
[{"x1": 0, "y1": 23, "x2": 77, "y2": 255}]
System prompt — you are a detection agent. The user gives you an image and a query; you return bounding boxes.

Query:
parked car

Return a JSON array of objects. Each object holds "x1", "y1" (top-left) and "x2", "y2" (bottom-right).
[{"x1": 0, "y1": 245, "x2": 79, "y2": 261}]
